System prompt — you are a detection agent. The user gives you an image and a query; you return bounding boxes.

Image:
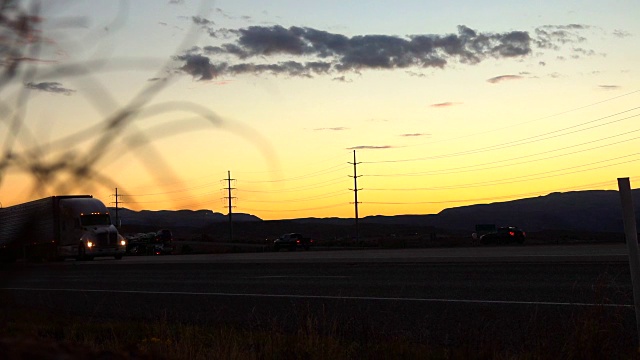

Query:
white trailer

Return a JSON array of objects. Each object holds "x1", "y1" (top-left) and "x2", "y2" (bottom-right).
[{"x1": 0, "y1": 195, "x2": 126, "y2": 261}]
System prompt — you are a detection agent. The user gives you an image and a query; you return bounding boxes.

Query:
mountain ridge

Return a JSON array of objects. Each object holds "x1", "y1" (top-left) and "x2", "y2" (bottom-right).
[{"x1": 110, "y1": 189, "x2": 640, "y2": 233}]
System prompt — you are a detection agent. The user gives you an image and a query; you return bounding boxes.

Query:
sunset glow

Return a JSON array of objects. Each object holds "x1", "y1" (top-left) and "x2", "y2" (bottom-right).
[{"x1": 1, "y1": 1, "x2": 639, "y2": 220}]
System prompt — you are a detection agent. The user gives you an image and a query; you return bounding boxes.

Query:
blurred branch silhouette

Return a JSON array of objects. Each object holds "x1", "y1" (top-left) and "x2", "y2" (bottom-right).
[{"x1": 0, "y1": 0, "x2": 279, "y2": 209}]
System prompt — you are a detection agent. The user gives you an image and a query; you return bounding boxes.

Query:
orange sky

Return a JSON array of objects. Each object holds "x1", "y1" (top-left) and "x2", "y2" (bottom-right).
[{"x1": 1, "y1": 1, "x2": 639, "y2": 220}]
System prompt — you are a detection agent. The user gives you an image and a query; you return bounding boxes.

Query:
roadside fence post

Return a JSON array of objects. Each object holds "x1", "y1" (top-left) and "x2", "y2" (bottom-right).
[{"x1": 618, "y1": 177, "x2": 640, "y2": 350}]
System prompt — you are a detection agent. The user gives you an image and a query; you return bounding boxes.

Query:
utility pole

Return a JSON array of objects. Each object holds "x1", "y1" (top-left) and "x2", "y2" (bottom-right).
[
  {"x1": 113, "y1": 187, "x2": 121, "y2": 228},
  {"x1": 223, "y1": 171, "x2": 236, "y2": 242},
  {"x1": 349, "y1": 150, "x2": 362, "y2": 242}
]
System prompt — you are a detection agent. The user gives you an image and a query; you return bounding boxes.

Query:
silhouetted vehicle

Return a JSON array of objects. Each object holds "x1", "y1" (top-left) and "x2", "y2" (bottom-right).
[
  {"x1": 472, "y1": 223, "x2": 497, "y2": 245},
  {"x1": 273, "y1": 233, "x2": 313, "y2": 251},
  {"x1": 155, "y1": 229, "x2": 174, "y2": 254},
  {"x1": 0, "y1": 195, "x2": 126, "y2": 262},
  {"x1": 480, "y1": 226, "x2": 526, "y2": 245},
  {"x1": 126, "y1": 229, "x2": 174, "y2": 255}
]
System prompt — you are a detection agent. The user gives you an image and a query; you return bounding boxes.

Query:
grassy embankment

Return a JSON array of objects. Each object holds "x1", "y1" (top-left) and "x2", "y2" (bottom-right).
[{"x1": 0, "y1": 300, "x2": 637, "y2": 359}]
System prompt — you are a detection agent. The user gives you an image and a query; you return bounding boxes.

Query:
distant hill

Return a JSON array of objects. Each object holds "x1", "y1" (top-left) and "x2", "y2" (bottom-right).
[
  {"x1": 111, "y1": 208, "x2": 260, "y2": 228},
  {"x1": 110, "y1": 189, "x2": 640, "y2": 233},
  {"x1": 429, "y1": 190, "x2": 639, "y2": 232}
]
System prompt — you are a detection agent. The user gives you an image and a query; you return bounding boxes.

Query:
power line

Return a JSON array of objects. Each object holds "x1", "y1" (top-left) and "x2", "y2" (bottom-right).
[
  {"x1": 239, "y1": 177, "x2": 347, "y2": 193},
  {"x1": 366, "y1": 153, "x2": 640, "y2": 191},
  {"x1": 363, "y1": 177, "x2": 639, "y2": 205},
  {"x1": 363, "y1": 107, "x2": 640, "y2": 164},
  {"x1": 398, "y1": 89, "x2": 640, "y2": 149},
  {"x1": 233, "y1": 151, "x2": 350, "y2": 175},
  {"x1": 120, "y1": 182, "x2": 220, "y2": 196},
  {"x1": 117, "y1": 156, "x2": 350, "y2": 195},
  {"x1": 241, "y1": 163, "x2": 349, "y2": 183},
  {"x1": 238, "y1": 190, "x2": 348, "y2": 203},
  {"x1": 239, "y1": 203, "x2": 349, "y2": 213},
  {"x1": 366, "y1": 129, "x2": 640, "y2": 177}
]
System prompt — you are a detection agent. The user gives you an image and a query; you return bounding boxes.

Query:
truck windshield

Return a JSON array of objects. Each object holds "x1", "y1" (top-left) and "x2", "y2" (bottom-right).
[{"x1": 80, "y1": 214, "x2": 111, "y2": 226}]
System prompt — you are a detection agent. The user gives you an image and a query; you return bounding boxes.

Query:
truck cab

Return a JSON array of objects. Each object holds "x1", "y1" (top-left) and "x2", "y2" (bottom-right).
[{"x1": 58, "y1": 198, "x2": 127, "y2": 260}]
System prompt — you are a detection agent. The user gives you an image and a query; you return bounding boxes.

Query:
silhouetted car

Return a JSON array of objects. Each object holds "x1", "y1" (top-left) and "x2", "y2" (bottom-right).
[
  {"x1": 154, "y1": 229, "x2": 174, "y2": 254},
  {"x1": 273, "y1": 233, "x2": 313, "y2": 251},
  {"x1": 480, "y1": 226, "x2": 526, "y2": 245}
]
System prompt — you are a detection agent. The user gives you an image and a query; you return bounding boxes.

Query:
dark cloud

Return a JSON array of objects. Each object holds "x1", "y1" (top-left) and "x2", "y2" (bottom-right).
[
  {"x1": 25, "y1": 82, "x2": 75, "y2": 95},
  {"x1": 314, "y1": 127, "x2": 349, "y2": 131},
  {"x1": 175, "y1": 25, "x2": 540, "y2": 80},
  {"x1": 192, "y1": 16, "x2": 214, "y2": 27},
  {"x1": 613, "y1": 30, "x2": 631, "y2": 38},
  {"x1": 430, "y1": 102, "x2": 461, "y2": 108},
  {"x1": 214, "y1": 8, "x2": 233, "y2": 20},
  {"x1": 192, "y1": 17, "x2": 215, "y2": 35},
  {"x1": 173, "y1": 54, "x2": 217, "y2": 80},
  {"x1": 534, "y1": 24, "x2": 590, "y2": 50},
  {"x1": 366, "y1": 118, "x2": 389, "y2": 123},
  {"x1": 332, "y1": 75, "x2": 352, "y2": 82},
  {"x1": 400, "y1": 133, "x2": 430, "y2": 137},
  {"x1": 406, "y1": 71, "x2": 427, "y2": 77},
  {"x1": 207, "y1": 29, "x2": 236, "y2": 39},
  {"x1": 572, "y1": 47, "x2": 596, "y2": 57},
  {"x1": 487, "y1": 75, "x2": 523, "y2": 84},
  {"x1": 168, "y1": 0, "x2": 184, "y2": 4},
  {"x1": 347, "y1": 145, "x2": 394, "y2": 150}
]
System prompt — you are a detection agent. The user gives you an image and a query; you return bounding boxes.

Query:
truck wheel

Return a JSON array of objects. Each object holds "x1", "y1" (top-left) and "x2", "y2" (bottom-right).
[
  {"x1": 77, "y1": 243, "x2": 94, "y2": 261},
  {"x1": 76, "y1": 244, "x2": 86, "y2": 261}
]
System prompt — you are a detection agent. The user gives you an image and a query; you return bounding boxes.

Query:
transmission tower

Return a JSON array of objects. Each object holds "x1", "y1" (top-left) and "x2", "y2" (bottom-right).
[
  {"x1": 111, "y1": 187, "x2": 123, "y2": 228},
  {"x1": 223, "y1": 170, "x2": 236, "y2": 242},
  {"x1": 349, "y1": 150, "x2": 362, "y2": 241}
]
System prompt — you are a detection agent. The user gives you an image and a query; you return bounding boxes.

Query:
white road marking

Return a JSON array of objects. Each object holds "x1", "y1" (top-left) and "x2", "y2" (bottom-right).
[
  {"x1": 2, "y1": 287, "x2": 632, "y2": 308},
  {"x1": 250, "y1": 276, "x2": 350, "y2": 279}
]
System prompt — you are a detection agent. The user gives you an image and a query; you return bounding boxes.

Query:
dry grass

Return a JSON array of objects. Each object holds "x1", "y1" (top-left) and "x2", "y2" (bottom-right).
[{"x1": 0, "y1": 302, "x2": 638, "y2": 360}]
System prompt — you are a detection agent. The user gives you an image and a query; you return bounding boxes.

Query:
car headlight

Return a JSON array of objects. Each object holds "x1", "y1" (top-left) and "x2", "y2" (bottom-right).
[
  {"x1": 86, "y1": 241, "x2": 94, "y2": 248},
  {"x1": 120, "y1": 240, "x2": 126, "y2": 246}
]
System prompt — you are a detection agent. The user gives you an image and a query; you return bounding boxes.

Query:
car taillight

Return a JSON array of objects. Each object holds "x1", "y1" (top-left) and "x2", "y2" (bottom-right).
[
  {"x1": 296, "y1": 240, "x2": 300, "y2": 244},
  {"x1": 509, "y1": 231, "x2": 515, "y2": 236}
]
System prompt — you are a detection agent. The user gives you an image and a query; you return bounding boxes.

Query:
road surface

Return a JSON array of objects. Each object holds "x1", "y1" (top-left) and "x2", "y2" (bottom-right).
[{"x1": 0, "y1": 243, "x2": 636, "y2": 348}]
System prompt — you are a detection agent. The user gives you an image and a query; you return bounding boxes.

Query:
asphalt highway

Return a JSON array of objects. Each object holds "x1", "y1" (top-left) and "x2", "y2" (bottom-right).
[{"x1": 0, "y1": 243, "x2": 637, "y2": 347}]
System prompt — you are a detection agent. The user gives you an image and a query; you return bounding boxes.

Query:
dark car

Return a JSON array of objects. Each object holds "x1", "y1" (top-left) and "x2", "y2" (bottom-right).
[
  {"x1": 480, "y1": 226, "x2": 526, "y2": 245},
  {"x1": 154, "y1": 229, "x2": 174, "y2": 254},
  {"x1": 273, "y1": 233, "x2": 313, "y2": 251}
]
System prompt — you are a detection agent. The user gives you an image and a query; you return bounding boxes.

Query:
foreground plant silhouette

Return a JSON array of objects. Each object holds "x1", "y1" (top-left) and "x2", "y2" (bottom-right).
[{"x1": 0, "y1": 0, "x2": 277, "y2": 209}]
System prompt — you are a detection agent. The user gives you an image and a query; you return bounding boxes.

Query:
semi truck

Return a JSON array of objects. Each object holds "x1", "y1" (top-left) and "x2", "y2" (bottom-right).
[{"x1": 0, "y1": 195, "x2": 127, "y2": 262}]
